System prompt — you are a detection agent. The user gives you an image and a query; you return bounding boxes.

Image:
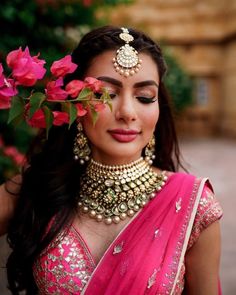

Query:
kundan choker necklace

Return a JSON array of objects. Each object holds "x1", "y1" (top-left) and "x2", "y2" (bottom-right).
[{"x1": 78, "y1": 157, "x2": 167, "y2": 225}]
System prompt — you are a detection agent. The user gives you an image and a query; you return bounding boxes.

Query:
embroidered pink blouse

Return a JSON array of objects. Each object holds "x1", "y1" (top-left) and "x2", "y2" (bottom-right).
[{"x1": 33, "y1": 184, "x2": 222, "y2": 294}]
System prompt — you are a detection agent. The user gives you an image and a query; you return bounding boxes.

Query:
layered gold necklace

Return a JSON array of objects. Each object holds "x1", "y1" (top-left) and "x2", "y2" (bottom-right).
[{"x1": 78, "y1": 157, "x2": 167, "y2": 225}]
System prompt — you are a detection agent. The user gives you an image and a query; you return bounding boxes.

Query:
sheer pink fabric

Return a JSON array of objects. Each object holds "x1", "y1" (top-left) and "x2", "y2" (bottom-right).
[
  {"x1": 33, "y1": 173, "x2": 222, "y2": 294},
  {"x1": 82, "y1": 173, "x2": 201, "y2": 294}
]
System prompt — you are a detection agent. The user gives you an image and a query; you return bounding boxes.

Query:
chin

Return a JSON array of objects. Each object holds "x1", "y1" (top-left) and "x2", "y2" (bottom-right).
[{"x1": 100, "y1": 150, "x2": 142, "y2": 164}]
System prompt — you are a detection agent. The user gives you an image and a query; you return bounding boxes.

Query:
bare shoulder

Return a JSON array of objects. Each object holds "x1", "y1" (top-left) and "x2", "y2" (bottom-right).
[{"x1": 0, "y1": 174, "x2": 21, "y2": 236}]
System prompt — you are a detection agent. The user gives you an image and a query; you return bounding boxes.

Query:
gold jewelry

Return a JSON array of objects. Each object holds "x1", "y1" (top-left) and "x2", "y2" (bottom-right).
[
  {"x1": 112, "y1": 27, "x2": 142, "y2": 77},
  {"x1": 144, "y1": 135, "x2": 156, "y2": 165},
  {"x1": 78, "y1": 157, "x2": 167, "y2": 225},
  {"x1": 73, "y1": 122, "x2": 91, "y2": 164}
]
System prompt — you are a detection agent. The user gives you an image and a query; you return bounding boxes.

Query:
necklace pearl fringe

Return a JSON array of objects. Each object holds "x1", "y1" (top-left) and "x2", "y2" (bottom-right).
[{"x1": 78, "y1": 157, "x2": 167, "y2": 225}]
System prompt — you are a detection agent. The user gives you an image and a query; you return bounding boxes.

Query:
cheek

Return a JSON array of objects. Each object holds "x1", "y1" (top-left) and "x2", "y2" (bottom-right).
[
  {"x1": 82, "y1": 106, "x2": 112, "y2": 135},
  {"x1": 141, "y1": 105, "x2": 160, "y2": 130}
]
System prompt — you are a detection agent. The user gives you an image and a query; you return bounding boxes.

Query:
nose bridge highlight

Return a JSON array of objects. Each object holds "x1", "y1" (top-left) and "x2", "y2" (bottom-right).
[{"x1": 116, "y1": 91, "x2": 137, "y2": 121}]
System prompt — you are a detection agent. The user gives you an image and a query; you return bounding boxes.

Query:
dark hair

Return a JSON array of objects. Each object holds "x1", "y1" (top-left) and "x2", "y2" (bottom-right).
[{"x1": 7, "y1": 25, "x2": 183, "y2": 293}]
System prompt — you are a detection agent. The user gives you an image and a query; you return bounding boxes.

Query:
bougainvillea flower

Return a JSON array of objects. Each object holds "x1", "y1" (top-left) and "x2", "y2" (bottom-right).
[
  {"x1": 7, "y1": 47, "x2": 46, "y2": 86},
  {"x1": 85, "y1": 77, "x2": 103, "y2": 92},
  {"x1": 94, "y1": 102, "x2": 106, "y2": 112},
  {"x1": 0, "y1": 64, "x2": 4, "y2": 85},
  {"x1": 45, "y1": 78, "x2": 68, "y2": 101},
  {"x1": 52, "y1": 111, "x2": 69, "y2": 126},
  {"x1": 27, "y1": 108, "x2": 47, "y2": 128},
  {"x1": 75, "y1": 103, "x2": 87, "y2": 116},
  {"x1": 65, "y1": 80, "x2": 85, "y2": 98},
  {"x1": 6, "y1": 47, "x2": 24, "y2": 69},
  {"x1": 0, "y1": 95, "x2": 11, "y2": 109},
  {"x1": 0, "y1": 78, "x2": 18, "y2": 109},
  {"x1": 3, "y1": 146, "x2": 25, "y2": 166},
  {"x1": 50, "y1": 55, "x2": 77, "y2": 78}
]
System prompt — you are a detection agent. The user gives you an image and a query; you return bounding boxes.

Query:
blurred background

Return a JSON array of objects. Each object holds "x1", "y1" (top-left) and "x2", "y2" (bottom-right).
[{"x1": 0, "y1": 0, "x2": 235, "y2": 294}]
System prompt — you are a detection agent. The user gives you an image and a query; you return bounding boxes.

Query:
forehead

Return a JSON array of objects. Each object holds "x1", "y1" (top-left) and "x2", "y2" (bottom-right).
[{"x1": 85, "y1": 51, "x2": 160, "y2": 84}]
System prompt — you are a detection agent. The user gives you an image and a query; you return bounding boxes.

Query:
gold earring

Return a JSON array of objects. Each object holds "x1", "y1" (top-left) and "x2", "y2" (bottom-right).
[
  {"x1": 73, "y1": 122, "x2": 91, "y2": 164},
  {"x1": 144, "y1": 135, "x2": 156, "y2": 165}
]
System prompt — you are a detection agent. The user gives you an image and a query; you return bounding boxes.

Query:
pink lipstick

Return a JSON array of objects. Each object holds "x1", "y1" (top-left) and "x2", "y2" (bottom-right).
[{"x1": 108, "y1": 129, "x2": 140, "y2": 143}]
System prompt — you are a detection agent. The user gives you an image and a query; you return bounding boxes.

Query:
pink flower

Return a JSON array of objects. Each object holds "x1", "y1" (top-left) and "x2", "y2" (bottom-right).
[
  {"x1": 45, "y1": 78, "x2": 68, "y2": 101},
  {"x1": 0, "y1": 64, "x2": 4, "y2": 84},
  {"x1": 94, "y1": 102, "x2": 106, "y2": 112},
  {"x1": 52, "y1": 111, "x2": 69, "y2": 126},
  {"x1": 7, "y1": 47, "x2": 46, "y2": 86},
  {"x1": 13, "y1": 152, "x2": 25, "y2": 166},
  {"x1": 0, "y1": 76, "x2": 18, "y2": 109},
  {"x1": 75, "y1": 103, "x2": 87, "y2": 116},
  {"x1": 27, "y1": 109, "x2": 69, "y2": 128},
  {"x1": 65, "y1": 80, "x2": 85, "y2": 98},
  {"x1": 6, "y1": 48, "x2": 23, "y2": 69},
  {"x1": 4, "y1": 146, "x2": 25, "y2": 166},
  {"x1": 0, "y1": 95, "x2": 12, "y2": 109},
  {"x1": 85, "y1": 77, "x2": 103, "y2": 92},
  {"x1": 27, "y1": 108, "x2": 46, "y2": 128},
  {"x1": 50, "y1": 55, "x2": 77, "y2": 78}
]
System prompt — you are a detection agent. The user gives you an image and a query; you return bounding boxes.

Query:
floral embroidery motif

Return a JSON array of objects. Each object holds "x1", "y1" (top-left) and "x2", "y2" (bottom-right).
[
  {"x1": 188, "y1": 187, "x2": 223, "y2": 250},
  {"x1": 154, "y1": 228, "x2": 159, "y2": 238},
  {"x1": 147, "y1": 269, "x2": 157, "y2": 289},
  {"x1": 32, "y1": 183, "x2": 222, "y2": 295},
  {"x1": 113, "y1": 241, "x2": 124, "y2": 255},
  {"x1": 33, "y1": 226, "x2": 95, "y2": 294},
  {"x1": 175, "y1": 198, "x2": 182, "y2": 213}
]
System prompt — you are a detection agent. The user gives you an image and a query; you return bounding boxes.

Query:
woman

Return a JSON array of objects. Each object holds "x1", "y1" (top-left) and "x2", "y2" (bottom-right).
[{"x1": 0, "y1": 26, "x2": 222, "y2": 294}]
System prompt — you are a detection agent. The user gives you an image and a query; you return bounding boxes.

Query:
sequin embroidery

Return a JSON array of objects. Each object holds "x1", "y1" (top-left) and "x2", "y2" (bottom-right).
[
  {"x1": 33, "y1": 184, "x2": 222, "y2": 294},
  {"x1": 33, "y1": 226, "x2": 96, "y2": 294}
]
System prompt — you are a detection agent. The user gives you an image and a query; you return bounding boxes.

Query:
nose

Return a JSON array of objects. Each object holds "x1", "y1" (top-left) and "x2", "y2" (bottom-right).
[{"x1": 115, "y1": 94, "x2": 137, "y2": 123}]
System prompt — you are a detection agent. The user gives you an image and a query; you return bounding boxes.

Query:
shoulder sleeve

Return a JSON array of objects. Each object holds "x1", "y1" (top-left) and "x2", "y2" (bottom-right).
[{"x1": 187, "y1": 183, "x2": 223, "y2": 249}]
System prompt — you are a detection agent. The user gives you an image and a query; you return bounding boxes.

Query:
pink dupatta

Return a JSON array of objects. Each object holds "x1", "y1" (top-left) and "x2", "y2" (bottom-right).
[{"x1": 81, "y1": 173, "x2": 208, "y2": 295}]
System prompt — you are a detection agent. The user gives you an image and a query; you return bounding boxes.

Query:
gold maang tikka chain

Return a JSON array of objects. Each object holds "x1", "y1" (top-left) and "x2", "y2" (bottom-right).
[
  {"x1": 78, "y1": 157, "x2": 167, "y2": 225},
  {"x1": 113, "y1": 27, "x2": 142, "y2": 77}
]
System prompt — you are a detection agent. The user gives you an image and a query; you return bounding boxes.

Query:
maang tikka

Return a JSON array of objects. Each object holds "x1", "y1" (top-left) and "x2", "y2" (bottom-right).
[
  {"x1": 144, "y1": 135, "x2": 156, "y2": 165},
  {"x1": 73, "y1": 122, "x2": 91, "y2": 164},
  {"x1": 113, "y1": 27, "x2": 142, "y2": 77}
]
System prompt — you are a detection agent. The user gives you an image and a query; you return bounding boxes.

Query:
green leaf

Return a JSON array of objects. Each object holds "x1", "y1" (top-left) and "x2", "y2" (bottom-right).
[
  {"x1": 100, "y1": 91, "x2": 112, "y2": 111},
  {"x1": 107, "y1": 100, "x2": 113, "y2": 112},
  {"x1": 90, "y1": 106, "x2": 98, "y2": 125},
  {"x1": 29, "y1": 92, "x2": 46, "y2": 119},
  {"x1": 10, "y1": 114, "x2": 24, "y2": 126},
  {"x1": 62, "y1": 102, "x2": 77, "y2": 128},
  {"x1": 77, "y1": 88, "x2": 92, "y2": 100},
  {"x1": 42, "y1": 106, "x2": 53, "y2": 138},
  {"x1": 8, "y1": 96, "x2": 25, "y2": 124}
]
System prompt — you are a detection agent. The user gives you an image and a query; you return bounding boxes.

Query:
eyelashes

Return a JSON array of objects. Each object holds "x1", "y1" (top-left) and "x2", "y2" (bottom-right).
[
  {"x1": 99, "y1": 92, "x2": 158, "y2": 104},
  {"x1": 108, "y1": 94, "x2": 157, "y2": 104},
  {"x1": 136, "y1": 96, "x2": 158, "y2": 104}
]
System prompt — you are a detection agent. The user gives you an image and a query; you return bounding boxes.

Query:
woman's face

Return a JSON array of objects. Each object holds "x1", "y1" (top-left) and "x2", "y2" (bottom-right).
[{"x1": 82, "y1": 51, "x2": 160, "y2": 165}]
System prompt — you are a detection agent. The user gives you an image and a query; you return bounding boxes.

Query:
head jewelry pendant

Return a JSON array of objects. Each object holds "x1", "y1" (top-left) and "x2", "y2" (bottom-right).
[{"x1": 113, "y1": 27, "x2": 142, "y2": 77}]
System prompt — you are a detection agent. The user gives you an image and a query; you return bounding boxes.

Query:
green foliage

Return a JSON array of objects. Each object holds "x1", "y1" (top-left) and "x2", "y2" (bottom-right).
[
  {"x1": 0, "y1": 0, "x2": 192, "y2": 181},
  {"x1": 0, "y1": 0, "x2": 129, "y2": 181},
  {"x1": 164, "y1": 50, "x2": 193, "y2": 113}
]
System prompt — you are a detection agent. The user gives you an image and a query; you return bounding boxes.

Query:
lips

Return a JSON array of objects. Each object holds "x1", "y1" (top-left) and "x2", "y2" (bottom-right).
[{"x1": 108, "y1": 129, "x2": 140, "y2": 143}]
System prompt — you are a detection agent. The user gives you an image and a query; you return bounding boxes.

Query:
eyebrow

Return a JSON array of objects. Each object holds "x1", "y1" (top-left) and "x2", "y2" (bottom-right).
[{"x1": 97, "y1": 76, "x2": 159, "y2": 88}]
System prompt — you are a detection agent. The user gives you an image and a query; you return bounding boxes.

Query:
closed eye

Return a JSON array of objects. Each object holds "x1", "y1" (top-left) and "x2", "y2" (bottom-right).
[
  {"x1": 109, "y1": 93, "x2": 117, "y2": 99},
  {"x1": 136, "y1": 96, "x2": 158, "y2": 104}
]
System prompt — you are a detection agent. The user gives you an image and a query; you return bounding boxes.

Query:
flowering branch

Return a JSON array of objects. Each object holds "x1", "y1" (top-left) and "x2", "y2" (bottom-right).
[
  {"x1": 0, "y1": 136, "x2": 25, "y2": 167},
  {"x1": 0, "y1": 47, "x2": 112, "y2": 137}
]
